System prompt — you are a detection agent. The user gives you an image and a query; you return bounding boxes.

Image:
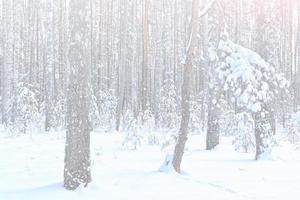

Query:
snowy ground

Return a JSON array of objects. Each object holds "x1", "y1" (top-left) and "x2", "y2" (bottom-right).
[{"x1": 0, "y1": 131, "x2": 300, "y2": 200}]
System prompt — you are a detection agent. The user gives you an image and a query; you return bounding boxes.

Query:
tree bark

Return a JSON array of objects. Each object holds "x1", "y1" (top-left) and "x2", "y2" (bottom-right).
[
  {"x1": 141, "y1": 0, "x2": 150, "y2": 115},
  {"x1": 172, "y1": 0, "x2": 200, "y2": 173},
  {"x1": 252, "y1": 0, "x2": 276, "y2": 159},
  {"x1": 64, "y1": 0, "x2": 91, "y2": 190},
  {"x1": 206, "y1": 97, "x2": 220, "y2": 150},
  {"x1": 254, "y1": 106, "x2": 272, "y2": 160}
]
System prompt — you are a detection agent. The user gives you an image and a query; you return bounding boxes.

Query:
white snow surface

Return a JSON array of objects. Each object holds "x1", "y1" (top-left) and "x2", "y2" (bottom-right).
[{"x1": 0, "y1": 131, "x2": 300, "y2": 200}]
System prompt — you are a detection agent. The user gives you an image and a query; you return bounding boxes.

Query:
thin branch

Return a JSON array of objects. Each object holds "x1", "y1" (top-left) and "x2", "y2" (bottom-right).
[{"x1": 199, "y1": 0, "x2": 217, "y2": 18}]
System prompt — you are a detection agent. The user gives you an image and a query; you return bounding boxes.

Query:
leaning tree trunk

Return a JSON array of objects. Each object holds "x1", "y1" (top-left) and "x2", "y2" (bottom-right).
[
  {"x1": 171, "y1": 0, "x2": 200, "y2": 173},
  {"x1": 64, "y1": 0, "x2": 91, "y2": 190}
]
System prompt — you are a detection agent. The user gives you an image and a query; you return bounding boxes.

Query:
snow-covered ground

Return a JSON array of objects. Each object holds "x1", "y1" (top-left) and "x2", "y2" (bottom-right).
[{"x1": 0, "y1": 132, "x2": 300, "y2": 200}]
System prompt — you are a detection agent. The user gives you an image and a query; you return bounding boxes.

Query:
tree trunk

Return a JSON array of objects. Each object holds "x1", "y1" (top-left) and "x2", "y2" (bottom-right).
[
  {"x1": 172, "y1": 0, "x2": 200, "y2": 173},
  {"x1": 204, "y1": 0, "x2": 222, "y2": 150},
  {"x1": 254, "y1": 106, "x2": 272, "y2": 160},
  {"x1": 252, "y1": 0, "x2": 275, "y2": 159},
  {"x1": 141, "y1": 0, "x2": 150, "y2": 116},
  {"x1": 206, "y1": 97, "x2": 220, "y2": 150},
  {"x1": 64, "y1": 0, "x2": 91, "y2": 190}
]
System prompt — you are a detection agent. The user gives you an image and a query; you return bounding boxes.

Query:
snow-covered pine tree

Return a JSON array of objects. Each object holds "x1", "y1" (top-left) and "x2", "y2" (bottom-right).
[
  {"x1": 14, "y1": 82, "x2": 40, "y2": 134},
  {"x1": 140, "y1": 106, "x2": 157, "y2": 144},
  {"x1": 122, "y1": 110, "x2": 142, "y2": 150},
  {"x1": 159, "y1": 74, "x2": 179, "y2": 130},
  {"x1": 189, "y1": 94, "x2": 203, "y2": 133},
  {"x1": 97, "y1": 89, "x2": 117, "y2": 132},
  {"x1": 230, "y1": 112, "x2": 255, "y2": 153},
  {"x1": 287, "y1": 112, "x2": 300, "y2": 148},
  {"x1": 216, "y1": 36, "x2": 289, "y2": 159}
]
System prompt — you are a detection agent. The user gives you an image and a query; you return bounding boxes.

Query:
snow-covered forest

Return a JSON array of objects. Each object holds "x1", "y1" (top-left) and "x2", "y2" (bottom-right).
[{"x1": 1, "y1": 0, "x2": 300, "y2": 199}]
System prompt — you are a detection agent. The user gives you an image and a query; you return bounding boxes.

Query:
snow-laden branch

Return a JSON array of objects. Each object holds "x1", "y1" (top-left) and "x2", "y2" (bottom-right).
[{"x1": 199, "y1": 0, "x2": 217, "y2": 18}]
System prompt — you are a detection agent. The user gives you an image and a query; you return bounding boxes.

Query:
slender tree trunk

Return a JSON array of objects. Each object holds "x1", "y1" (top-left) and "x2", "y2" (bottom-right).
[
  {"x1": 252, "y1": 0, "x2": 275, "y2": 159},
  {"x1": 172, "y1": 0, "x2": 200, "y2": 173},
  {"x1": 254, "y1": 105, "x2": 272, "y2": 160},
  {"x1": 206, "y1": 97, "x2": 220, "y2": 150},
  {"x1": 142, "y1": 0, "x2": 150, "y2": 115},
  {"x1": 205, "y1": 0, "x2": 221, "y2": 150}
]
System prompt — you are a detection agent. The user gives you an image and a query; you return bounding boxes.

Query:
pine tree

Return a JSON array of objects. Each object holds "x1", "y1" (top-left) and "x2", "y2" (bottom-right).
[
  {"x1": 216, "y1": 37, "x2": 289, "y2": 159},
  {"x1": 159, "y1": 74, "x2": 179, "y2": 130},
  {"x1": 14, "y1": 82, "x2": 40, "y2": 134}
]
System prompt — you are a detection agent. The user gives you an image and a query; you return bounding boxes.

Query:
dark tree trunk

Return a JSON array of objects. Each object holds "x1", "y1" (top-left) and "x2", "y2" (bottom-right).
[
  {"x1": 254, "y1": 106, "x2": 273, "y2": 160},
  {"x1": 172, "y1": 0, "x2": 200, "y2": 173},
  {"x1": 206, "y1": 98, "x2": 220, "y2": 150}
]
